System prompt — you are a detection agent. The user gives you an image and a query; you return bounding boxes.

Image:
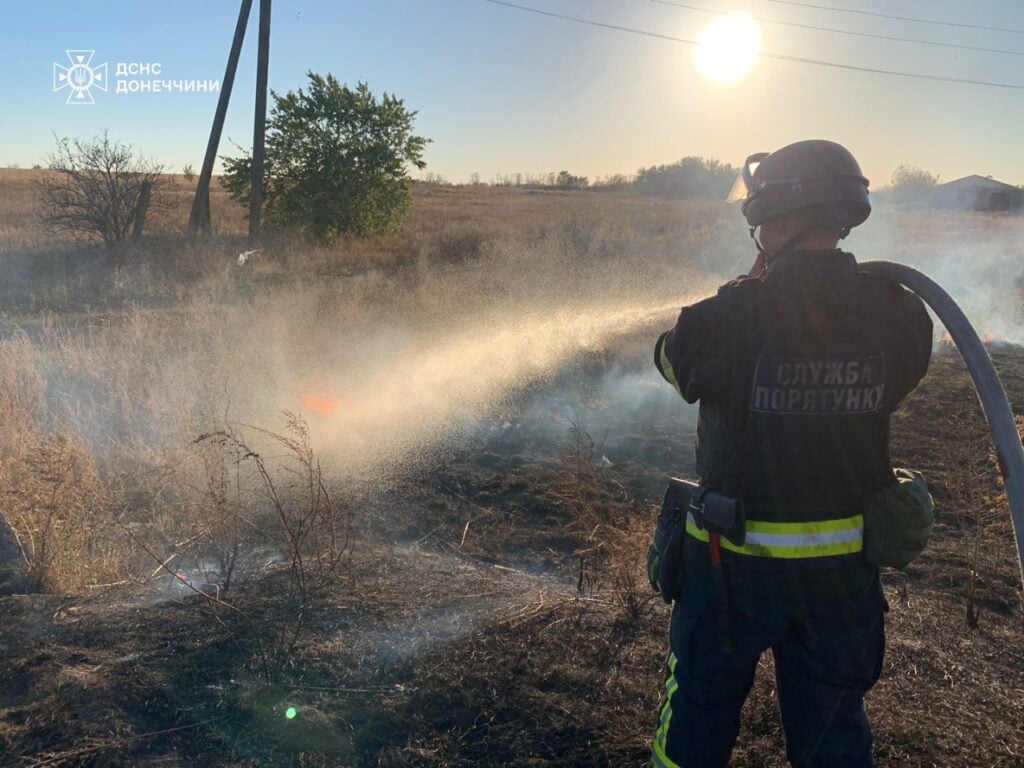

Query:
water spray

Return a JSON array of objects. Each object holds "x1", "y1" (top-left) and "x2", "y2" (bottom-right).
[{"x1": 861, "y1": 261, "x2": 1024, "y2": 590}]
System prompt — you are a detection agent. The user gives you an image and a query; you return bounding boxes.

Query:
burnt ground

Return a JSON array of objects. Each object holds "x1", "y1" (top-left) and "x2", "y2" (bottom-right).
[{"x1": 1, "y1": 343, "x2": 1024, "y2": 767}]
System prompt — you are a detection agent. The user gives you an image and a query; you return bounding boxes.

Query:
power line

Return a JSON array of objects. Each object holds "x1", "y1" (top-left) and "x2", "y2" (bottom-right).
[
  {"x1": 484, "y1": 0, "x2": 697, "y2": 44},
  {"x1": 651, "y1": 0, "x2": 1024, "y2": 58},
  {"x1": 481, "y1": 0, "x2": 1024, "y2": 91},
  {"x1": 768, "y1": 0, "x2": 1024, "y2": 36}
]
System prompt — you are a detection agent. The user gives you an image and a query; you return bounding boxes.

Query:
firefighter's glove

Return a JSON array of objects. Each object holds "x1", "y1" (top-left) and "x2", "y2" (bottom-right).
[{"x1": 863, "y1": 468, "x2": 934, "y2": 569}]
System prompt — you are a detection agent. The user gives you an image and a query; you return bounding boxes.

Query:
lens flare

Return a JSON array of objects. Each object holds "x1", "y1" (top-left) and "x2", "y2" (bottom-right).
[
  {"x1": 285, "y1": 706, "x2": 297, "y2": 720},
  {"x1": 695, "y1": 13, "x2": 760, "y2": 85}
]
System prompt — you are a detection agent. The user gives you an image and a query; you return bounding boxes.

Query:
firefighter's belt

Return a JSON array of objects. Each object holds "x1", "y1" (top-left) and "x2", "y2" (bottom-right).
[{"x1": 686, "y1": 513, "x2": 864, "y2": 559}]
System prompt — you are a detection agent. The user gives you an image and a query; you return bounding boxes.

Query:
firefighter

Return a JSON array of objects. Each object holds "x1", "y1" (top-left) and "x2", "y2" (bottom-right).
[{"x1": 650, "y1": 139, "x2": 934, "y2": 768}]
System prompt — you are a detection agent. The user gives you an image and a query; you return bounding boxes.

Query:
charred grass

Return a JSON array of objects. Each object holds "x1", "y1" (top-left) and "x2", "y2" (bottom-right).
[{"x1": 1, "y1": 345, "x2": 1023, "y2": 767}]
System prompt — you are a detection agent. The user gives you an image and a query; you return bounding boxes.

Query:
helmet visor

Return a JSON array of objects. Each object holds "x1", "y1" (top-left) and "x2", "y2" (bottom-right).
[{"x1": 728, "y1": 152, "x2": 769, "y2": 203}]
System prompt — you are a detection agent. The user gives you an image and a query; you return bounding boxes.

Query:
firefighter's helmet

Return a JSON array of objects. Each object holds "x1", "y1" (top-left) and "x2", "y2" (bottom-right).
[{"x1": 740, "y1": 140, "x2": 871, "y2": 230}]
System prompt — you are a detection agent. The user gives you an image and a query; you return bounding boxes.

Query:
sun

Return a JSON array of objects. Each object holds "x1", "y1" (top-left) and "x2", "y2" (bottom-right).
[{"x1": 694, "y1": 13, "x2": 761, "y2": 85}]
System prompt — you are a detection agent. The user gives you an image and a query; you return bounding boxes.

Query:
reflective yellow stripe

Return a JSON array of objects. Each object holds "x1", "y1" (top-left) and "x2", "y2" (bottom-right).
[
  {"x1": 651, "y1": 741, "x2": 683, "y2": 768},
  {"x1": 657, "y1": 337, "x2": 683, "y2": 396},
  {"x1": 744, "y1": 515, "x2": 864, "y2": 535},
  {"x1": 685, "y1": 514, "x2": 864, "y2": 559},
  {"x1": 653, "y1": 653, "x2": 680, "y2": 760}
]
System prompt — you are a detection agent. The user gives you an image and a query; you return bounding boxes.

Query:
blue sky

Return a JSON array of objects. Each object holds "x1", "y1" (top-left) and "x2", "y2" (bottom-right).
[{"x1": 4, "y1": 0, "x2": 1024, "y2": 187}]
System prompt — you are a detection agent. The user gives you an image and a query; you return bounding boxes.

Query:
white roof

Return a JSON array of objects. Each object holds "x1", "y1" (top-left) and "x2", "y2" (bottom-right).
[{"x1": 935, "y1": 175, "x2": 1018, "y2": 193}]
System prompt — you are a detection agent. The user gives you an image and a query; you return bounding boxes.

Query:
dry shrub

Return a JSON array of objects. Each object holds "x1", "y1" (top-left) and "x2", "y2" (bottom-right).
[
  {"x1": 609, "y1": 558, "x2": 657, "y2": 626},
  {"x1": 38, "y1": 131, "x2": 166, "y2": 247},
  {"x1": 171, "y1": 413, "x2": 355, "y2": 590},
  {"x1": 135, "y1": 413, "x2": 354, "y2": 681}
]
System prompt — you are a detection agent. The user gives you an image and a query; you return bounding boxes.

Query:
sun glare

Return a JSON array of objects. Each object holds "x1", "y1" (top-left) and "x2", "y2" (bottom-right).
[{"x1": 695, "y1": 13, "x2": 761, "y2": 85}]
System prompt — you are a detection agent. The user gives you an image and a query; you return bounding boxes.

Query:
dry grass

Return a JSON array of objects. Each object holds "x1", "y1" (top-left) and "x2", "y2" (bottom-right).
[
  {"x1": 0, "y1": 170, "x2": 1022, "y2": 765},
  {"x1": 0, "y1": 168, "x2": 740, "y2": 310},
  {"x1": 0, "y1": 169, "x2": 740, "y2": 599}
]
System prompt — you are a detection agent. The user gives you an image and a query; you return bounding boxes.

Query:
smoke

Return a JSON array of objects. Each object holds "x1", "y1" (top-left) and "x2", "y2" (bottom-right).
[
  {"x1": 171, "y1": 224, "x2": 725, "y2": 486},
  {"x1": 296, "y1": 298, "x2": 691, "y2": 481},
  {"x1": 851, "y1": 206, "x2": 1024, "y2": 344},
  {"x1": 30, "y1": 202, "x2": 1020, "y2": 504}
]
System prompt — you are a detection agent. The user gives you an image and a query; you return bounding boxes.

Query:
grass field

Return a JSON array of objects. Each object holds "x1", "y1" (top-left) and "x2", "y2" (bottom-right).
[{"x1": 0, "y1": 169, "x2": 1022, "y2": 766}]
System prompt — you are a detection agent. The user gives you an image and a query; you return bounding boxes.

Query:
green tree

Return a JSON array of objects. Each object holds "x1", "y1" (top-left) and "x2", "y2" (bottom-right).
[
  {"x1": 555, "y1": 170, "x2": 589, "y2": 190},
  {"x1": 222, "y1": 73, "x2": 429, "y2": 242},
  {"x1": 890, "y1": 164, "x2": 939, "y2": 207},
  {"x1": 635, "y1": 156, "x2": 736, "y2": 199}
]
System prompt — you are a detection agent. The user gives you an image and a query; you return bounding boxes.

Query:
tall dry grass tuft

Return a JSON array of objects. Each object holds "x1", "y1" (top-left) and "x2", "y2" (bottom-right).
[
  {"x1": 7, "y1": 435, "x2": 113, "y2": 592},
  {"x1": 0, "y1": 335, "x2": 124, "y2": 591}
]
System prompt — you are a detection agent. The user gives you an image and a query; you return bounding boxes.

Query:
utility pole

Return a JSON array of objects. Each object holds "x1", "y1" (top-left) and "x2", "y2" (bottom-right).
[
  {"x1": 187, "y1": 0, "x2": 254, "y2": 238},
  {"x1": 248, "y1": 0, "x2": 272, "y2": 243}
]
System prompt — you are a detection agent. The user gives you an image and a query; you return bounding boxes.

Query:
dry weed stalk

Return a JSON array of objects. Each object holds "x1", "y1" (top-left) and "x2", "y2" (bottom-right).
[
  {"x1": 960, "y1": 430, "x2": 1010, "y2": 629},
  {"x1": 610, "y1": 559, "x2": 657, "y2": 626}
]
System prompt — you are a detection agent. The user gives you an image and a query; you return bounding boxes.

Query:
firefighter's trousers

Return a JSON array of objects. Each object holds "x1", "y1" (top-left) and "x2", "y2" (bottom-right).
[{"x1": 651, "y1": 570, "x2": 887, "y2": 768}]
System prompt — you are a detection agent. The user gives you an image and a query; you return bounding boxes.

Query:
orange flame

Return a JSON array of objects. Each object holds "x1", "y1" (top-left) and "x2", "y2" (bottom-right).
[
  {"x1": 301, "y1": 393, "x2": 338, "y2": 417},
  {"x1": 983, "y1": 331, "x2": 997, "y2": 345},
  {"x1": 293, "y1": 376, "x2": 346, "y2": 418}
]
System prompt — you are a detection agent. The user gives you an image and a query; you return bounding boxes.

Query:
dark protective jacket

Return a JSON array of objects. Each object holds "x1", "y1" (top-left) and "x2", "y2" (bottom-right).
[{"x1": 655, "y1": 249, "x2": 933, "y2": 606}]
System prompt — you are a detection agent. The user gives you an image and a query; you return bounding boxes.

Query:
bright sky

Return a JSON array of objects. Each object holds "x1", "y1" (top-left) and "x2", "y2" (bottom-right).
[{"x1": 3, "y1": 0, "x2": 1024, "y2": 188}]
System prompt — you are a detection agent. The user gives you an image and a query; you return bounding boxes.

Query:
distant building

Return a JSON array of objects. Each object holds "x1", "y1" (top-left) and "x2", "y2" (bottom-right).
[{"x1": 932, "y1": 175, "x2": 1020, "y2": 212}]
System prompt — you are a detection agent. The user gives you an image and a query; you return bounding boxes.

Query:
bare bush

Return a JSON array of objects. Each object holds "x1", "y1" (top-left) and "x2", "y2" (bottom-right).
[
  {"x1": 138, "y1": 413, "x2": 354, "y2": 681},
  {"x1": 38, "y1": 130, "x2": 165, "y2": 247},
  {"x1": 197, "y1": 413, "x2": 354, "y2": 581}
]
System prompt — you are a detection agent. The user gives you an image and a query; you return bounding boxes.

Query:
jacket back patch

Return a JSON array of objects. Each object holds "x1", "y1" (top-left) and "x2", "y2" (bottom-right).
[{"x1": 751, "y1": 355, "x2": 887, "y2": 415}]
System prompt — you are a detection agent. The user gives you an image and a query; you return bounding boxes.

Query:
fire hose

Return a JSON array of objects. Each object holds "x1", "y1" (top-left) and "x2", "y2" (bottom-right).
[{"x1": 860, "y1": 261, "x2": 1024, "y2": 591}]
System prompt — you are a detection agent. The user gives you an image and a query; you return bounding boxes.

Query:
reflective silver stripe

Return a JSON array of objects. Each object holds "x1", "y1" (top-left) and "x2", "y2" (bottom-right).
[{"x1": 743, "y1": 527, "x2": 863, "y2": 548}]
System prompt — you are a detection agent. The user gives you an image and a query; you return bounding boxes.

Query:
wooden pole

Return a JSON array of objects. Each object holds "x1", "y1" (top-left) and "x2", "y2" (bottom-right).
[
  {"x1": 187, "y1": 0, "x2": 254, "y2": 239},
  {"x1": 248, "y1": 0, "x2": 272, "y2": 243},
  {"x1": 131, "y1": 181, "x2": 152, "y2": 241}
]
